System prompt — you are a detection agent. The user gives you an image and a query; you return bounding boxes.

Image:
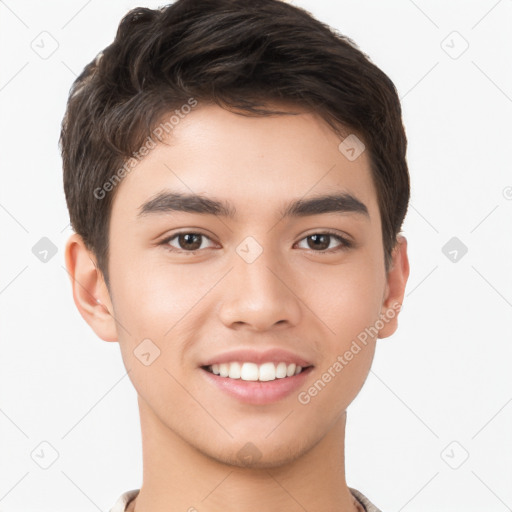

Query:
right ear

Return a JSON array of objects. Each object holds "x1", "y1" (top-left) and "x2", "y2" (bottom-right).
[{"x1": 64, "y1": 233, "x2": 118, "y2": 342}]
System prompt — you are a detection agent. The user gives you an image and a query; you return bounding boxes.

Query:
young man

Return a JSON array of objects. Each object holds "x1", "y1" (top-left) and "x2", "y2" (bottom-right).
[{"x1": 61, "y1": 1, "x2": 410, "y2": 510}]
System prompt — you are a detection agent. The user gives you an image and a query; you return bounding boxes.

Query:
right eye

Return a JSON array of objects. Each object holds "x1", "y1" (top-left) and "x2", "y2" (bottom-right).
[{"x1": 160, "y1": 232, "x2": 217, "y2": 254}]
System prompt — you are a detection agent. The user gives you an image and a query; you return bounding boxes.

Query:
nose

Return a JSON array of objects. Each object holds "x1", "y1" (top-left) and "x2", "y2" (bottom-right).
[{"x1": 217, "y1": 243, "x2": 302, "y2": 332}]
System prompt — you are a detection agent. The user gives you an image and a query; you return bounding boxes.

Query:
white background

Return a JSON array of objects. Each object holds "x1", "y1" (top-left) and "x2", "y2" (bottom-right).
[{"x1": 0, "y1": 1, "x2": 511, "y2": 511}]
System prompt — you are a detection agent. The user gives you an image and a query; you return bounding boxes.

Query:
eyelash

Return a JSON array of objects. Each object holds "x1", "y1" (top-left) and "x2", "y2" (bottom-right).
[{"x1": 159, "y1": 230, "x2": 354, "y2": 255}]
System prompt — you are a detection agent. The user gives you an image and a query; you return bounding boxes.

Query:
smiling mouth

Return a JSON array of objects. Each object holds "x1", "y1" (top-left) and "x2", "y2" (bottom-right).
[{"x1": 201, "y1": 361, "x2": 312, "y2": 382}]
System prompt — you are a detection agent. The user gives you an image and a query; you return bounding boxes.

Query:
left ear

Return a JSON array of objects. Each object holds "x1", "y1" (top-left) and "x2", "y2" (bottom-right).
[{"x1": 378, "y1": 235, "x2": 410, "y2": 339}]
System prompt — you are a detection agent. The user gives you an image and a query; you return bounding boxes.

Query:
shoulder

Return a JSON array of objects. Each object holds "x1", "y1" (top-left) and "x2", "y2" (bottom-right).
[
  {"x1": 349, "y1": 487, "x2": 383, "y2": 512},
  {"x1": 109, "y1": 489, "x2": 140, "y2": 512}
]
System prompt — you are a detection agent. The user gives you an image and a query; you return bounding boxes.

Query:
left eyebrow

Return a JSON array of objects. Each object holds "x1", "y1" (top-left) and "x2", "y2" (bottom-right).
[
  {"x1": 137, "y1": 191, "x2": 369, "y2": 220},
  {"x1": 280, "y1": 193, "x2": 369, "y2": 219}
]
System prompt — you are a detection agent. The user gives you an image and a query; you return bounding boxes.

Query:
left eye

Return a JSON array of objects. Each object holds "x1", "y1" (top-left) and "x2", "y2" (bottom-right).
[
  {"x1": 295, "y1": 233, "x2": 351, "y2": 252},
  {"x1": 161, "y1": 231, "x2": 352, "y2": 253}
]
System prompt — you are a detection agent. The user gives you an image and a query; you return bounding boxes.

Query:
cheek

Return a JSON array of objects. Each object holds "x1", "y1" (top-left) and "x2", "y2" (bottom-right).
[
  {"x1": 109, "y1": 249, "x2": 210, "y2": 334},
  {"x1": 107, "y1": 258, "x2": 199, "y2": 410},
  {"x1": 304, "y1": 257, "x2": 384, "y2": 397},
  {"x1": 108, "y1": 254, "x2": 220, "y2": 387},
  {"x1": 308, "y1": 261, "x2": 385, "y2": 344},
  {"x1": 297, "y1": 269, "x2": 383, "y2": 411}
]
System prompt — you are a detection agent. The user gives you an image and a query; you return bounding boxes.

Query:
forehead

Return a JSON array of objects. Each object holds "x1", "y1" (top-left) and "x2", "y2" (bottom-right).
[{"x1": 111, "y1": 103, "x2": 379, "y2": 223}]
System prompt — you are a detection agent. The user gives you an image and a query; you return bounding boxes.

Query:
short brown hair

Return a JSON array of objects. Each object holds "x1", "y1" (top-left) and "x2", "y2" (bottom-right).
[{"x1": 61, "y1": 0, "x2": 409, "y2": 286}]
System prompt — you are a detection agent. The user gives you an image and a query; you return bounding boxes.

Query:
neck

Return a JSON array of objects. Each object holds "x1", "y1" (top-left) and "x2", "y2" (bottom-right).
[{"x1": 132, "y1": 396, "x2": 360, "y2": 512}]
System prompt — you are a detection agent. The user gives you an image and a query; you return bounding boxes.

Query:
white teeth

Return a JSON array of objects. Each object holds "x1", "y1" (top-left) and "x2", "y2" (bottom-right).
[
  {"x1": 258, "y1": 362, "x2": 276, "y2": 381},
  {"x1": 219, "y1": 363, "x2": 229, "y2": 377},
  {"x1": 286, "y1": 363, "x2": 296, "y2": 377},
  {"x1": 207, "y1": 361, "x2": 307, "y2": 381},
  {"x1": 275, "y1": 362, "x2": 287, "y2": 378},
  {"x1": 240, "y1": 362, "x2": 259, "y2": 381},
  {"x1": 228, "y1": 362, "x2": 241, "y2": 379}
]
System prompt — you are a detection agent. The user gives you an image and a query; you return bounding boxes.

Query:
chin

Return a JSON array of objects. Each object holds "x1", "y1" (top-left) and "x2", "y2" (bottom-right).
[{"x1": 204, "y1": 437, "x2": 316, "y2": 470}]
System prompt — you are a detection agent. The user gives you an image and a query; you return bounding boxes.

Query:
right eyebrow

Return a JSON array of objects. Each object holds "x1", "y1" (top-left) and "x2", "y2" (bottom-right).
[{"x1": 138, "y1": 191, "x2": 236, "y2": 218}]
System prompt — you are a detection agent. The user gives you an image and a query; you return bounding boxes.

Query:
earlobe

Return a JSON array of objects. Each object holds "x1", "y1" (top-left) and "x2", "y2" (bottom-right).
[
  {"x1": 64, "y1": 233, "x2": 118, "y2": 342},
  {"x1": 378, "y1": 235, "x2": 410, "y2": 339}
]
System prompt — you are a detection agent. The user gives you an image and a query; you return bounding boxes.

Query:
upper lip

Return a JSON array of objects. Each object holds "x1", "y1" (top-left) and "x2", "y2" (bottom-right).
[{"x1": 201, "y1": 348, "x2": 314, "y2": 368}]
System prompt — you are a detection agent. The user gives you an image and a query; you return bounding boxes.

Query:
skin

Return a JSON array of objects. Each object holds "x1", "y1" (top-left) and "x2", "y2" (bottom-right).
[{"x1": 66, "y1": 103, "x2": 409, "y2": 512}]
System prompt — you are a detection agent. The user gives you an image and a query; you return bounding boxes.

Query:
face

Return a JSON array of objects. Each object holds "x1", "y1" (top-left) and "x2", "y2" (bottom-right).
[{"x1": 101, "y1": 103, "x2": 403, "y2": 467}]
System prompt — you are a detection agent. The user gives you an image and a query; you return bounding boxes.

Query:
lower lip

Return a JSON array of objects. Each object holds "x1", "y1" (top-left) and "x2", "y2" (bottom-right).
[{"x1": 200, "y1": 366, "x2": 313, "y2": 405}]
